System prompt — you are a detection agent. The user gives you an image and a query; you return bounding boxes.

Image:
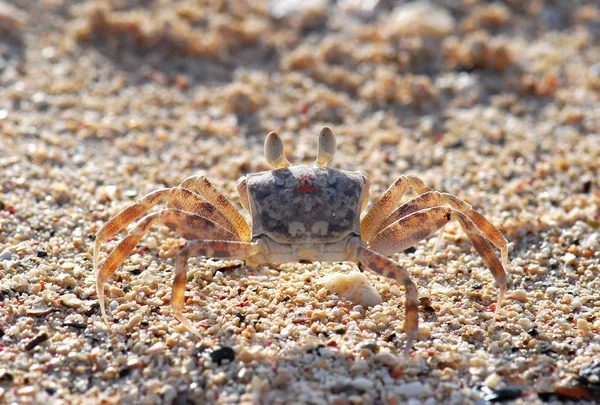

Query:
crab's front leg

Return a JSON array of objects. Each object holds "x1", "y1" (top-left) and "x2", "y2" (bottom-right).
[
  {"x1": 361, "y1": 175, "x2": 431, "y2": 241},
  {"x1": 172, "y1": 240, "x2": 261, "y2": 336},
  {"x1": 178, "y1": 175, "x2": 251, "y2": 241},
  {"x1": 353, "y1": 244, "x2": 419, "y2": 356}
]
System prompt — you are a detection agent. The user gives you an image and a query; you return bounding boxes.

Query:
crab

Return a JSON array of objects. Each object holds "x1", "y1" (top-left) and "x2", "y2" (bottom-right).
[{"x1": 93, "y1": 127, "x2": 508, "y2": 354}]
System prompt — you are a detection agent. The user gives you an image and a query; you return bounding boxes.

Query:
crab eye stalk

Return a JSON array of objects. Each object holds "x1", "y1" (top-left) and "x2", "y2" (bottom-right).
[
  {"x1": 264, "y1": 131, "x2": 291, "y2": 169},
  {"x1": 316, "y1": 126, "x2": 336, "y2": 167}
]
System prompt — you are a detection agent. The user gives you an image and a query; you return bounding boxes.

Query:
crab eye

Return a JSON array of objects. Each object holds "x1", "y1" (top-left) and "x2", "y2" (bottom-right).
[
  {"x1": 316, "y1": 126, "x2": 336, "y2": 167},
  {"x1": 264, "y1": 131, "x2": 291, "y2": 169}
]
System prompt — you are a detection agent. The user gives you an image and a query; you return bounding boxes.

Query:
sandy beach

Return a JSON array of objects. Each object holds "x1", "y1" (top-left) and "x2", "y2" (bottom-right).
[{"x1": 0, "y1": 0, "x2": 599, "y2": 404}]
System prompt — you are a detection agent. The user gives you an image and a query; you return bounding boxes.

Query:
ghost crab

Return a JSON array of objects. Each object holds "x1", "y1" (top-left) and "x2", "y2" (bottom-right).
[{"x1": 93, "y1": 127, "x2": 508, "y2": 354}]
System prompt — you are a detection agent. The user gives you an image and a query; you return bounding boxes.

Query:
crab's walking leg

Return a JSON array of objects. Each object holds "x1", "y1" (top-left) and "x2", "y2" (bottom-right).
[
  {"x1": 173, "y1": 240, "x2": 261, "y2": 336},
  {"x1": 454, "y1": 212, "x2": 507, "y2": 317},
  {"x1": 93, "y1": 187, "x2": 240, "y2": 275},
  {"x1": 94, "y1": 188, "x2": 170, "y2": 275},
  {"x1": 371, "y1": 191, "x2": 509, "y2": 270},
  {"x1": 370, "y1": 207, "x2": 507, "y2": 315},
  {"x1": 361, "y1": 175, "x2": 431, "y2": 242},
  {"x1": 179, "y1": 175, "x2": 251, "y2": 241},
  {"x1": 354, "y1": 245, "x2": 418, "y2": 356},
  {"x1": 96, "y1": 209, "x2": 238, "y2": 326}
]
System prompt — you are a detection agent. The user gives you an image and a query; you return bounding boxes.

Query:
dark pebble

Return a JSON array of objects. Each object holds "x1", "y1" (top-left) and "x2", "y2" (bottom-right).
[
  {"x1": 331, "y1": 384, "x2": 365, "y2": 395},
  {"x1": 24, "y1": 332, "x2": 49, "y2": 351},
  {"x1": 361, "y1": 342, "x2": 378, "y2": 353},
  {"x1": 209, "y1": 346, "x2": 235, "y2": 365},
  {"x1": 64, "y1": 322, "x2": 88, "y2": 329},
  {"x1": 36, "y1": 250, "x2": 48, "y2": 258}
]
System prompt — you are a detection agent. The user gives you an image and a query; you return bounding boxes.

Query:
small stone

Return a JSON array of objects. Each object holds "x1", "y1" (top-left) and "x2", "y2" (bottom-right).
[
  {"x1": 26, "y1": 302, "x2": 54, "y2": 317},
  {"x1": 126, "y1": 313, "x2": 143, "y2": 330},
  {"x1": 431, "y1": 282, "x2": 450, "y2": 294},
  {"x1": 352, "y1": 377, "x2": 374, "y2": 391},
  {"x1": 237, "y1": 347, "x2": 256, "y2": 363},
  {"x1": 510, "y1": 289, "x2": 528, "y2": 303},
  {"x1": 390, "y1": 2, "x2": 455, "y2": 39},
  {"x1": 24, "y1": 332, "x2": 49, "y2": 351},
  {"x1": 280, "y1": 325, "x2": 293, "y2": 338},
  {"x1": 60, "y1": 294, "x2": 84, "y2": 308},
  {"x1": 238, "y1": 367, "x2": 252, "y2": 383},
  {"x1": 577, "y1": 319, "x2": 591, "y2": 332},
  {"x1": 564, "y1": 253, "x2": 577, "y2": 266},
  {"x1": 374, "y1": 352, "x2": 399, "y2": 368},
  {"x1": 485, "y1": 373, "x2": 502, "y2": 389},
  {"x1": 17, "y1": 386, "x2": 36, "y2": 396},
  {"x1": 0, "y1": 249, "x2": 14, "y2": 261},
  {"x1": 396, "y1": 381, "x2": 424, "y2": 396},
  {"x1": 209, "y1": 346, "x2": 235, "y2": 365},
  {"x1": 102, "y1": 367, "x2": 118, "y2": 381},
  {"x1": 321, "y1": 272, "x2": 382, "y2": 307},
  {"x1": 126, "y1": 357, "x2": 145, "y2": 368},
  {"x1": 146, "y1": 342, "x2": 166, "y2": 354}
]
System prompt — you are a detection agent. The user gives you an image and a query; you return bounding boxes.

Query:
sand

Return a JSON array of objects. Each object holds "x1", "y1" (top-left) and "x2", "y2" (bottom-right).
[{"x1": 0, "y1": 0, "x2": 599, "y2": 404}]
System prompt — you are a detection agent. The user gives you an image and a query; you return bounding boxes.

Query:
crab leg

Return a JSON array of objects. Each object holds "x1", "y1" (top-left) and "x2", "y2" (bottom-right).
[
  {"x1": 370, "y1": 207, "x2": 507, "y2": 316},
  {"x1": 179, "y1": 175, "x2": 251, "y2": 242},
  {"x1": 361, "y1": 175, "x2": 431, "y2": 242},
  {"x1": 172, "y1": 240, "x2": 261, "y2": 336},
  {"x1": 354, "y1": 245, "x2": 419, "y2": 356},
  {"x1": 96, "y1": 209, "x2": 238, "y2": 326},
  {"x1": 372, "y1": 191, "x2": 509, "y2": 270},
  {"x1": 93, "y1": 187, "x2": 239, "y2": 275},
  {"x1": 94, "y1": 188, "x2": 169, "y2": 275}
]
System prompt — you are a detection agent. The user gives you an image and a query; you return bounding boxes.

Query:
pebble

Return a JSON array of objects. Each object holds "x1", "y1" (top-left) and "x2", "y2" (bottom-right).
[
  {"x1": 577, "y1": 319, "x2": 591, "y2": 332},
  {"x1": 395, "y1": 381, "x2": 424, "y2": 397},
  {"x1": 60, "y1": 294, "x2": 84, "y2": 308},
  {"x1": 510, "y1": 289, "x2": 528, "y2": 303},
  {"x1": 126, "y1": 313, "x2": 143, "y2": 330},
  {"x1": 24, "y1": 332, "x2": 49, "y2": 351},
  {"x1": 209, "y1": 346, "x2": 235, "y2": 365},
  {"x1": 373, "y1": 352, "x2": 399, "y2": 368},
  {"x1": 352, "y1": 377, "x2": 374, "y2": 391},
  {"x1": 321, "y1": 272, "x2": 382, "y2": 307},
  {"x1": 26, "y1": 302, "x2": 54, "y2": 317},
  {"x1": 390, "y1": 2, "x2": 455, "y2": 38},
  {"x1": 146, "y1": 342, "x2": 166, "y2": 354},
  {"x1": 485, "y1": 373, "x2": 502, "y2": 389},
  {"x1": 0, "y1": 249, "x2": 14, "y2": 261}
]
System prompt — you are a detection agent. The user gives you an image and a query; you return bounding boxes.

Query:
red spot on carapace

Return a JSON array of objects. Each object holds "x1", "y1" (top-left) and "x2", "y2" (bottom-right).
[
  {"x1": 298, "y1": 174, "x2": 319, "y2": 193},
  {"x1": 298, "y1": 184, "x2": 319, "y2": 193}
]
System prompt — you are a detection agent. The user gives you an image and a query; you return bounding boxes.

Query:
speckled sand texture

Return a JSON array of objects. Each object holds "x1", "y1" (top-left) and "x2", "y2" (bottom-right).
[{"x1": 0, "y1": 0, "x2": 599, "y2": 404}]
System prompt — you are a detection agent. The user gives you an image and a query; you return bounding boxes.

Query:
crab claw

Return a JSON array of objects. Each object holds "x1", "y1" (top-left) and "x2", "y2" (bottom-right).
[
  {"x1": 264, "y1": 131, "x2": 291, "y2": 169},
  {"x1": 316, "y1": 126, "x2": 336, "y2": 167}
]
